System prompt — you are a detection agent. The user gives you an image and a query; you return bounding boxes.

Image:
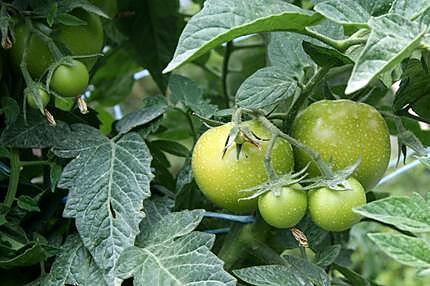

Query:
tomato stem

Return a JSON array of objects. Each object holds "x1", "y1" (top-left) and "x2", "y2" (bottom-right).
[
  {"x1": 221, "y1": 41, "x2": 233, "y2": 108},
  {"x1": 5, "y1": 149, "x2": 21, "y2": 207}
]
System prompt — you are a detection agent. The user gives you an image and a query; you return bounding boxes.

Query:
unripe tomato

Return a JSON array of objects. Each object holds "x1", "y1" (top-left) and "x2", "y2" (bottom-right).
[
  {"x1": 27, "y1": 86, "x2": 50, "y2": 109},
  {"x1": 192, "y1": 121, "x2": 294, "y2": 213},
  {"x1": 291, "y1": 99, "x2": 390, "y2": 189},
  {"x1": 50, "y1": 60, "x2": 89, "y2": 97},
  {"x1": 258, "y1": 185, "x2": 307, "y2": 228},
  {"x1": 308, "y1": 177, "x2": 366, "y2": 232},
  {"x1": 10, "y1": 9, "x2": 103, "y2": 78}
]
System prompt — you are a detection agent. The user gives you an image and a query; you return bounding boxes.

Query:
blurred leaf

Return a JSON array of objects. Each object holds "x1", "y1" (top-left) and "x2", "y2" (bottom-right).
[
  {"x1": 333, "y1": 263, "x2": 370, "y2": 286},
  {"x1": 368, "y1": 233, "x2": 430, "y2": 269},
  {"x1": 90, "y1": 48, "x2": 140, "y2": 106},
  {"x1": 168, "y1": 74, "x2": 217, "y2": 117},
  {"x1": 49, "y1": 162, "x2": 62, "y2": 192},
  {"x1": 53, "y1": 124, "x2": 153, "y2": 282},
  {"x1": 16, "y1": 195, "x2": 40, "y2": 213},
  {"x1": 234, "y1": 265, "x2": 306, "y2": 286},
  {"x1": 115, "y1": 96, "x2": 168, "y2": 134},
  {"x1": 302, "y1": 41, "x2": 353, "y2": 67},
  {"x1": 315, "y1": 244, "x2": 341, "y2": 267},
  {"x1": 0, "y1": 97, "x2": 19, "y2": 125},
  {"x1": 354, "y1": 193, "x2": 430, "y2": 233},
  {"x1": 116, "y1": 198, "x2": 235, "y2": 285},
  {"x1": 151, "y1": 140, "x2": 189, "y2": 157},
  {"x1": 0, "y1": 111, "x2": 70, "y2": 148},
  {"x1": 346, "y1": 14, "x2": 425, "y2": 94},
  {"x1": 164, "y1": 0, "x2": 322, "y2": 73},
  {"x1": 284, "y1": 255, "x2": 330, "y2": 286},
  {"x1": 390, "y1": 0, "x2": 430, "y2": 19},
  {"x1": 0, "y1": 239, "x2": 58, "y2": 269},
  {"x1": 117, "y1": 0, "x2": 181, "y2": 92},
  {"x1": 314, "y1": 0, "x2": 371, "y2": 26},
  {"x1": 42, "y1": 234, "x2": 107, "y2": 286},
  {"x1": 236, "y1": 66, "x2": 298, "y2": 109}
]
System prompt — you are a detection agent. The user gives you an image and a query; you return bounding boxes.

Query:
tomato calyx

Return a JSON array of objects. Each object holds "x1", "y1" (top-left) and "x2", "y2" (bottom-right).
[{"x1": 222, "y1": 124, "x2": 268, "y2": 159}]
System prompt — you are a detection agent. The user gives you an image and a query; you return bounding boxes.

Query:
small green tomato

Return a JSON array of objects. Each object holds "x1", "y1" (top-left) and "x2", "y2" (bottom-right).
[
  {"x1": 258, "y1": 185, "x2": 307, "y2": 228},
  {"x1": 308, "y1": 177, "x2": 366, "y2": 232}
]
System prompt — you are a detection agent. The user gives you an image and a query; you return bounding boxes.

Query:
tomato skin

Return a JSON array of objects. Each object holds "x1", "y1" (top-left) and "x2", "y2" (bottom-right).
[
  {"x1": 27, "y1": 86, "x2": 50, "y2": 109},
  {"x1": 291, "y1": 99, "x2": 390, "y2": 189},
  {"x1": 50, "y1": 60, "x2": 89, "y2": 97},
  {"x1": 10, "y1": 10, "x2": 103, "y2": 77},
  {"x1": 192, "y1": 121, "x2": 294, "y2": 213},
  {"x1": 258, "y1": 185, "x2": 307, "y2": 228},
  {"x1": 308, "y1": 177, "x2": 366, "y2": 232}
]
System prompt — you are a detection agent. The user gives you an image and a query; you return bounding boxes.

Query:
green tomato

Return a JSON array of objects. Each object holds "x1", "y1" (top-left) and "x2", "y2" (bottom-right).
[
  {"x1": 10, "y1": 9, "x2": 103, "y2": 78},
  {"x1": 258, "y1": 185, "x2": 307, "y2": 228},
  {"x1": 50, "y1": 60, "x2": 89, "y2": 97},
  {"x1": 291, "y1": 99, "x2": 390, "y2": 189},
  {"x1": 192, "y1": 121, "x2": 294, "y2": 213},
  {"x1": 308, "y1": 177, "x2": 366, "y2": 232},
  {"x1": 27, "y1": 86, "x2": 50, "y2": 109}
]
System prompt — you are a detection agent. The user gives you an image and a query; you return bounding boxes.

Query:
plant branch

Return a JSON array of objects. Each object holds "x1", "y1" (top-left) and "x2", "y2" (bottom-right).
[
  {"x1": 222, "y1": 41, "x2": 233, "y2": 108},
  {"x1": 20, "y1": 160, "x2": 51, "y2": 167},
  {"x1": 5, "y1": 149, "x2": 21, "y2": 207},
  {"x1": 302, "y1": 28, "x2": 367, "y2": 52}
]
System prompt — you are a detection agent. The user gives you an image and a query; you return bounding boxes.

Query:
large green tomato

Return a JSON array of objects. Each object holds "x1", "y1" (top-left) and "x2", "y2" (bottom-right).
[
  {"x1": 308, "y1": 177, "x2": 366, "y2": 232},
  {"x1": 50, "y1": 60, "x2": 89, "y2": 97},
  {"x1": 258, "y1": 185, "x2": 307, "y2": 228},
  {"x1": 291, "y1": 100, "x2": 390, "y2": 189},
  {"x1": 192, "y1": 121, "x2": 294, "y2": 213},
  {"x1": 10, "y1": 9, "x2": 103, "y2": 78}
]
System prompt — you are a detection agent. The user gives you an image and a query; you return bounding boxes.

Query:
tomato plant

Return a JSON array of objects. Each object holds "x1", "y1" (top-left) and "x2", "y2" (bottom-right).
[
  {"x1": 50, "y1": 59, "x2": 89, "y2": 97},
  {"x1": 192, "y1": 121, "x2": 294, "y2": 213},
  {"x1": 1, "y1": 0, "x2": 430, "y2": 286}
]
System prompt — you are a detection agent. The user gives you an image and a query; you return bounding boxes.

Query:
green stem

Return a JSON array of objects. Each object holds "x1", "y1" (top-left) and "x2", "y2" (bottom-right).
[
  {"x1": 302, "y1": 28, "x2": 367, "y2": 52},
  {"x1": 299, "y1": 246, "x2": 307, "y2": 260},
  {"x1": 264, "y1": 135, "x2": 278, "y2": 180},
  {"x1": 283, "y1": 67, "x2": 329, "y2": 131},
  {"x1": 20, "y1": 160, "x2": 50, "y2": 167},
  {"x1": 185, "y1": 110, "x2": 197, "y2": 143},
  {"x1": 222, "y1": 41, "x2": 233, "y2": 108},
  {"x1": 5, "y1": 149, "x2": 21, "y2": 207},
  {"x1": 32, "y1": 27, "x2": 63, "y2": 61}
]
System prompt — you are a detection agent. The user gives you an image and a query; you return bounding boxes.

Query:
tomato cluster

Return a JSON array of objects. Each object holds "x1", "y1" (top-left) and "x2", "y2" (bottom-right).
[
  {"x1": 10, "y1": 8, "x2": 103, "y2": 108},
  {"x1": 192, "y1": 100, "x2": 390, "y2": 231}
]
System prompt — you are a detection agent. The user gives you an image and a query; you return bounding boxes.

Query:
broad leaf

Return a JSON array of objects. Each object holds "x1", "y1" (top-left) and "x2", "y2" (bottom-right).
[
  {"x1": 315, "y1": 244, "x2": 341, "y2": 267},
  {"x1": 235, "y1": 66, "x2": 298, "y2": 109},
  {"x1": 0, "y1": 112, "x2": 70, "y2": 148},
  {"x1": 115, "y1": 96, "x2": 168, "y2": 134},
  {"x1": 163, "y1": 0, "x2": 322, "y2": 73},
  {"x1": 332, "y1": 264, "x2": 370, "y2": 286},
  {"x1": 168, "y1": 74, "x2": 217, "y2": 117},
  {"x1": 390, "y1": 0, "x2": 430, "y2": 19},
  {"x1": 233, "y1": 265, "x2": 306, "y2": 286},
  {"x1": 53, "y1": 124, "x2": 153, "y2": 282},
  {"x1": 302, "y1": 41, "x2": 353, "y2": 67},
  {"x1": 284, "y1": 255, "x2": 330, "y2": 286},
  {"x1": 117, "y1": 0, "x2": 181, "y2": 91},
  {"x1": 314, "y1": 0, "x2": 371, "y2": 26},
  {"x1": 346, "y1": 14, "x2": 425, "y2": 94},
  {"x1": 0, "y1": 240, "x2": 58, "y2": 269},
  {"x1": 354, "y1": 193, "x2": 430, "y2": 233},
  {"x1": 42, "y1": 234, "x2": 106, "y2": 286},
  {"x1": 116, "y1": 199, "x2": 235, "y2": 286},
  {"x1": 368, "y1": 233, "x2": 430, "y2": 269}
]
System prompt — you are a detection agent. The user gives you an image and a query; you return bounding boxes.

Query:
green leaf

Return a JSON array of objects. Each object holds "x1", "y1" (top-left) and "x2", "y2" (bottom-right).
[
  {"x1": 333, "y1": 264, "x2": 370, "y2": 286},
  {"x1": 314, "y1": 0, "x2": 371, "y2": 26},
  {"x1": 115, "y1": 96, "x2": 168, "y2": 134},
  {"x1": 368, "y1": 233, "x2": 430, "y2": 269},
  {"x1": 53, "y1": 124, "x2": 153, "y2": 282},
  {"x1": 233, "y1": 265, "x2": 305, "y2": 286},
  {"x1": 315, "y1": 244, "x2": 341, "y2": 267},
  {"x1": 0, "y1": 97, "x2": 19, "y2": 125},
  {"x1": 0, "y1": 240, "x2": 59, "y2": 269},
  {"x1": 115, "y1": 199, "x2": 235, "y2": 285},
  {"x1": 236, "y1": 66, "x2": 298, "y2": 109},
  {"x1": 42, "y1": 234, "x2": 107, "y2": 286},
  {"x1": 284, "y1": 255, "x2": 330, "y2": 286},
  {"x1": 354, "y1": 193, "x2": 430, "y2": 233},
  {"x1": 151, "y1": 140, "x2": 189, "y2": 157},
  {"x1": 346, "y1": 14, "x2": 425, "y2": 94},
  {"x1": 0, "y1": 111, "x2": 70, "y2": 148},
  {"x1": 163, "y1": 0, "x2": 322, "y2": 73},
  {"x1": 16, "y1": 195, "x2": 40, "y2": 213},
  {"x1": 302, "y1": 41, "x2": 353, "y2": 67},
  {"x1": 117, "y1": 0, "x2": 181, "y2": 91},
  {"x1": 390, "y1": 0, "x2": 430, "y2": 19},
  {"x1": 168, "y1": 74, "x2": 217, "y2": 117}
]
